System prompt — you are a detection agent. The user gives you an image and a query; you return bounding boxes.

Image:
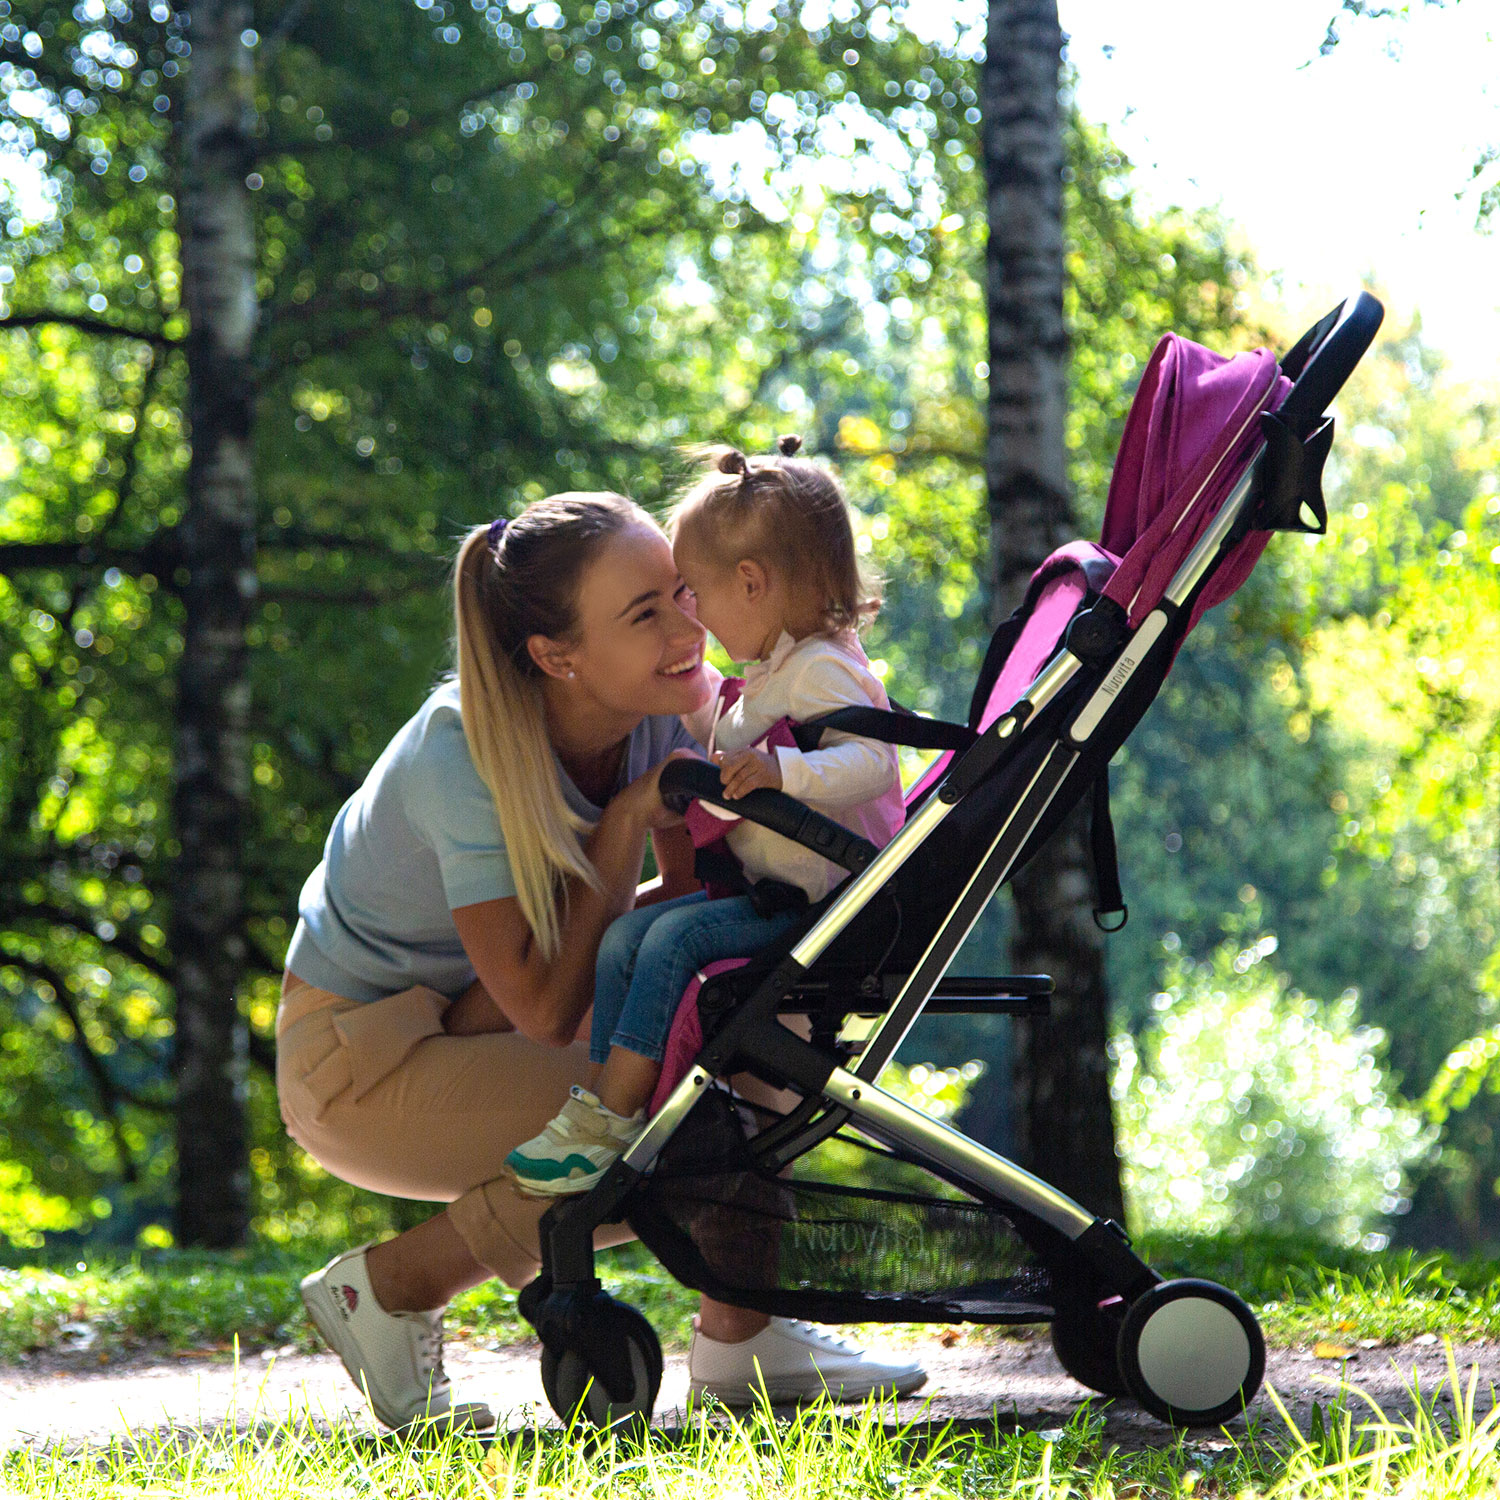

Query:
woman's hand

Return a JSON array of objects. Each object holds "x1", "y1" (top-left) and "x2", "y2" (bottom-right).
[
  {"x1": 617, "y1": 749, "x2": 701, "y2": 831},
  {"x1": 443, "y1": 977, "x2": 517, "y2": 1036}
]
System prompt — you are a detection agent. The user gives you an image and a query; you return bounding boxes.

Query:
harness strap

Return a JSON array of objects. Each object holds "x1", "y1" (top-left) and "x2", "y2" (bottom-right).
[{"x1": 1090, "y1": 768, "x2": 1128, "y2": 931}]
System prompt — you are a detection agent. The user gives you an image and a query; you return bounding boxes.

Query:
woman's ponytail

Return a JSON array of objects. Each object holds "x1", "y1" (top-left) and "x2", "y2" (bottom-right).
[{"x1": 452, "y1": 492, "x2": 647, "y2": 962}]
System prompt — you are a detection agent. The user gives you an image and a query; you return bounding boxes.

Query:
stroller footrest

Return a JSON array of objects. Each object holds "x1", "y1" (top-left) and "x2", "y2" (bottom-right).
[
  {"x1": 894, "y1": 973, "x2": 1053, "y2": 1016},
  {"x1": 776, "y1": 974, "x2": 1053, "y2": 1019},
  {"x1": 924, "y1": 995, "x2": 1050, "y2": 1017}
]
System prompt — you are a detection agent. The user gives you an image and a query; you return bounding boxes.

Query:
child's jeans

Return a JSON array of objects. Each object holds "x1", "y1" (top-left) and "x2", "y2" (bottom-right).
[{"x1": 590, "y1": 892, "x2": 800, "y2": 1066}]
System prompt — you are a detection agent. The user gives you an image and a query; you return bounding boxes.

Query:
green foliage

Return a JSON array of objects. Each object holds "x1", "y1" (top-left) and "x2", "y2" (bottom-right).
[{"x1": 1113, "y1": 937, "x2": 1433, "y2": 1248}]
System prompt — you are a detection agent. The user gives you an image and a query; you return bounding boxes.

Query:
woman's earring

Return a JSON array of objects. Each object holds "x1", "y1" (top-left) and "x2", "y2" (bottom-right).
[{"x1": 567, "y1": 670, "x2": 576, "y2": 679}]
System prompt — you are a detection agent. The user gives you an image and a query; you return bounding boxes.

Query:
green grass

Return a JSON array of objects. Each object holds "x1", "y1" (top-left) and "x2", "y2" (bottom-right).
[
  {"x1": 7, "y1": 1358, "x2": 1500, "y2": 1498},
  {"x1": 7, "y1": 1234, "x2": 1500, "y2": 1495},
  {"x1": 0, "y1": 1240, "x2": 698, "y2": 1361},
  {"x1": 4, "y1": 1232, "x2": 1499, "y2": 1364}
]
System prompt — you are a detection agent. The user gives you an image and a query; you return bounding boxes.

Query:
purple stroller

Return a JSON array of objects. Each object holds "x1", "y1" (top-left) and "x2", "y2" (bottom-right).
[{"x1": 521, "y1": 293, "x2": 1384, "y2": 1430}]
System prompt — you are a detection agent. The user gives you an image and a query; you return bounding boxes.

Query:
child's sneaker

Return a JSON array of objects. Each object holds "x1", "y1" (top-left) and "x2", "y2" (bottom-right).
[{"x1": 504, "y1": 1085, "x2": 644, "y2": 1196}]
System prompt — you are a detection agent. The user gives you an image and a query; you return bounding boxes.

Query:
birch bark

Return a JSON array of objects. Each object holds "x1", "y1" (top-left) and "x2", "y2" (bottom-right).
[
  {"x1": 984, "y1": 0, "x2": 1125, "y2": 1224},
  {"x1": 171, "y1": 0, "x2": 258, "y2": 1246}
]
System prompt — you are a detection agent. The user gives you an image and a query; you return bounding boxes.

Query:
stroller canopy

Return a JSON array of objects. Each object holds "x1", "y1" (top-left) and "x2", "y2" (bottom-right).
[{"x1": 1100, "y1": 335, "x2": 1290, "y2": 633}]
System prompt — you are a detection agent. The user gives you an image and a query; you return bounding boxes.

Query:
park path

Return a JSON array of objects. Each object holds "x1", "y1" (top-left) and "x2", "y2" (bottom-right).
[{"x1": 4, "y1": 1332, "x2": 1498, "y2": 1454}]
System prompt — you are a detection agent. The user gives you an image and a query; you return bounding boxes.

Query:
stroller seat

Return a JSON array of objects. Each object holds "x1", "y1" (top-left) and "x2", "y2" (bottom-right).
[{"x1": 520, "y1": 293, "x2": 1385, "y2": 1434}]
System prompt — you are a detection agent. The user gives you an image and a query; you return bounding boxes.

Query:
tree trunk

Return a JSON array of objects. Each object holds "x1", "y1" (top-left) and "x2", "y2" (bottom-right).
[
  {"x1": 171, "y1": 0, "x2": 258, "y2": 1247},
  {"x1": 983, "y1": 0, "x2": 1125, "y2": 1224}
]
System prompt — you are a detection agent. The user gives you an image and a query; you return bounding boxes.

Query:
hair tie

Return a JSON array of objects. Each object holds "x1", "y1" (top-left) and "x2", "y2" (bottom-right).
[
  {"x1": 487, "y1": 516, "x2": 508, "y2": 551},
  {"x1": 717, "y1": 448, "x2": 749, "y2": 479}
]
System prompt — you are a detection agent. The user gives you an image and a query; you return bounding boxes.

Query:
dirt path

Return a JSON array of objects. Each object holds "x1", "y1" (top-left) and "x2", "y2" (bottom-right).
[{"x1": 5, "y1": 1332, "x2": 1496, "y2": 1454}]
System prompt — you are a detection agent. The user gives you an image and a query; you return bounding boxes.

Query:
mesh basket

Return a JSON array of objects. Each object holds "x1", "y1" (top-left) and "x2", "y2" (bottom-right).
[{"x1": 627, "y1": 1089, "x2": 1055, "y2": 1325}]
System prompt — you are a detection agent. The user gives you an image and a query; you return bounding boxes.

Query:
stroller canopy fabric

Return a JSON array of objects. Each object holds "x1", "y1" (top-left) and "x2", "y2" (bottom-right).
[{"x1": 1100, "y1": 336, "x2": 1291, "y2": 633}]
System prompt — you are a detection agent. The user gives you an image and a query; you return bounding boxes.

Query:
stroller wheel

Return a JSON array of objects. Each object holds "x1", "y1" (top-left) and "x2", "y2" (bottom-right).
[
  {"x1": 1049, "y1": 1293, "x2": 1130, "y2": 1397},
  {"x1": 1116, "y1": 1279, "x2": 1265, "y2": 1427},
  {"x1": 540, "y1": 1303, "x2": 663, "y2": 1434}
]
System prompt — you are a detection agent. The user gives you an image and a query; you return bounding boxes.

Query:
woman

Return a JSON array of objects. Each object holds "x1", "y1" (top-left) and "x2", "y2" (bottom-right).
[{"x1": 276, "y1": 491, "x2": 924, "y2": 1429}]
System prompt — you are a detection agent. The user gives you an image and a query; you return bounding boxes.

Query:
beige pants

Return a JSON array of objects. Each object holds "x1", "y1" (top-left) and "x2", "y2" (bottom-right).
[{"x1": 275, "y1": 972, "x2": 630, "y2": 1287}]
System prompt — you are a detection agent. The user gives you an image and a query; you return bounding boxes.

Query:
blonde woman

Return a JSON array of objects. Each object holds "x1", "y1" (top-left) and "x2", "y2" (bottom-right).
[{"x1": 276, "y1": 492, "x2": 924, "y2": 1430}]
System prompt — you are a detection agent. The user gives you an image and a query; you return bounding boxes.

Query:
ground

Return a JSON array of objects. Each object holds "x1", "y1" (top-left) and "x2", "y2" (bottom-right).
[{"x1": 3, "y1": 1330, "x2": 1494, "y2": 1454}]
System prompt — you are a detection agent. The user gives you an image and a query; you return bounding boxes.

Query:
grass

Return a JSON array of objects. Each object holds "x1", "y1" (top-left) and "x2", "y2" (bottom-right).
[
  {"x1": 7, "y1": 1232, "x2": 1500, "y2": 1495},
  {"x1": 6, "y1": 1354, "x2": 1500, "y2": 1498},
  {"x1": 4, "y1": 1232, "x2": 1500, "y2": 1364},
  {"x1": 0, "y1": 1241, "x2": 696, "y2": 1362}
]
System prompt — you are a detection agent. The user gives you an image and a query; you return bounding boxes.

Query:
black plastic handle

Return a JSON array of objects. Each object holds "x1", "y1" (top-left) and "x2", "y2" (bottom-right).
[
  {"x1": 1276, "y1": 291, "x2": 1384, "y2": 437},
  {"x1": 657, "y1": 757, "x2": 879, "y2": 875}
]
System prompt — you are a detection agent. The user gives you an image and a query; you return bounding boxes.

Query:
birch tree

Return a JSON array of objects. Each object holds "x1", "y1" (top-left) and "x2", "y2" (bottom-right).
[
  {"x1": 170, "y1": 0, "x2": 258, "y2": 1247},
  {"x1": 983, "y1": 0, "x2": 1124, "y2": 1223}
]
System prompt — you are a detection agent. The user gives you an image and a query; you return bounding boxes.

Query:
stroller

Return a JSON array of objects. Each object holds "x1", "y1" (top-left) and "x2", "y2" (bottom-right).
[{"x1": 519, "y1": 293, "x2": 1385, "y2": 1429}]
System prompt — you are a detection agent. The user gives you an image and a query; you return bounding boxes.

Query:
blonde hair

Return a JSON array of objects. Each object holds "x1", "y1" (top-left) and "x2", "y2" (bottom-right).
[
  {"x1": 668, "y1": 435, "x2": 881, "y2": 634},
  {"x1": 453, "y1": 491, "x2": 651, "y2": 961}
]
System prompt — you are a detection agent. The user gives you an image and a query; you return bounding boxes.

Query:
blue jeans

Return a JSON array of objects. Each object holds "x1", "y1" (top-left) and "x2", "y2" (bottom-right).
[{"x1": 590, "y1": 892, "x2": 799, "y2": 1066}]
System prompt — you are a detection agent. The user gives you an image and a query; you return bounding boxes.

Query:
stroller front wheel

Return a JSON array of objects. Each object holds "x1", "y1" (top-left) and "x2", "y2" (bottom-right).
[
  {"x1": 1049, "y1": 1293, "x2": 1131, "y2": 1397},
  {"x1": 540, "y1": 1303, "x2": 663, "y2": 1434},
  {"x1": 1116, "y1": 1279, "x2": 1265, "y2": 1427}
]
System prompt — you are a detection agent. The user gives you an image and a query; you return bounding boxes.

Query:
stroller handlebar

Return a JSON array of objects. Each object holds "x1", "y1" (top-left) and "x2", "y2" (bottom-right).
[
  {"x1": 657, "y1": 756, "x2": 880, "y2": 876},
  {"x1": 1276, "y1": 290, "x2": 1384, "y2": 436}
]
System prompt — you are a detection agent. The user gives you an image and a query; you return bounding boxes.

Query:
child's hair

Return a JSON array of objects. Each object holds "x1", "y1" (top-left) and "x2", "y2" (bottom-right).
[
  {"x1": 668, "y1": 435, "x2": 881, "y2": 634},
  {"x1": 453, "y1": 490, "x2": 651, "y2": 961}
]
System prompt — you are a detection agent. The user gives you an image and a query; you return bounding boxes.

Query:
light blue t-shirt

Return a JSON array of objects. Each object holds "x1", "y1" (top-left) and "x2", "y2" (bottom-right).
[{"x1": 285, "y1": 677, "x2": 699, "y2": 1003}]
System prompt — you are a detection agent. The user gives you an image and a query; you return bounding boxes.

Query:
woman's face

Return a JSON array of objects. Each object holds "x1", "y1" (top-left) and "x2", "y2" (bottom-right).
[{"x1": 562, "y1": 523, "x2": 712, "y2": 718}]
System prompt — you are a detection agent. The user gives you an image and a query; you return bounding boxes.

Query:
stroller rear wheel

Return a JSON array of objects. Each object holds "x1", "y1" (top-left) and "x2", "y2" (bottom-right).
[
  {"x1": 1049, "y1": 1293, "x2": 1130, "y2": 1397},
  {"x1": 1116, "y1": 1279, "x2": 1264, "y2": 1427},
  {"x1": 540, "y1": 1304, "x2": 663, "y2": 1433}
]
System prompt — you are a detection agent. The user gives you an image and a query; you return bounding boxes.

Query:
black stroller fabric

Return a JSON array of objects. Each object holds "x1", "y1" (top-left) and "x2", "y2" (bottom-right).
[{"x1": 628, "y1": 1090, "x2": 1055, "y2": 1324}]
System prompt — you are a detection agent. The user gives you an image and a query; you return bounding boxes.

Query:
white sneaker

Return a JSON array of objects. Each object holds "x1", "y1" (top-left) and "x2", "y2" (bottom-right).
[
  {"x1": 299, "y1": 1244, "x2": 494, "y2": 1432},
  {"x1": 688, "y1": 1316, "x2": 927, "y2": 1406}
]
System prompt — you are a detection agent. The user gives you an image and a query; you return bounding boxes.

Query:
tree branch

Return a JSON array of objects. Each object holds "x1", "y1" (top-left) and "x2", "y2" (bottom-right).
[
  {"x1": 259, "y1": 583, "x2": 427, "y2": 606},
  {"x1": 257, "y1": 526, "x2": 440, "y2": 561},
  {"x1": 8, "y1": 899, "x2": 174, "y2": 983},
  {"x1": 0, "y1": 311, "x2": 179, "y2": 348},
  {"x1": 0, "y1": 540, "x2": 174, "y2": 578},
  {"x1": 1, "y1": 956, "x2": 161, "y2": 1181}
]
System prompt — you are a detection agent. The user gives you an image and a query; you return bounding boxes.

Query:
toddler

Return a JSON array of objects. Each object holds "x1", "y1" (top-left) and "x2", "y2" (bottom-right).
[{"x1": 505, "y1": 436, "x2": 904, "y2": 1195}]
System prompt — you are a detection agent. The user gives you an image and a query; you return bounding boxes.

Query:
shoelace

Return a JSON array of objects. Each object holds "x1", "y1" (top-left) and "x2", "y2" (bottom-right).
[
  {"x1": 786, "y1": 1319, "x2": 858, "y2": 1353},
  {"x1": 416, "y1": 1320, "x2": 451, "y2": 1395}
]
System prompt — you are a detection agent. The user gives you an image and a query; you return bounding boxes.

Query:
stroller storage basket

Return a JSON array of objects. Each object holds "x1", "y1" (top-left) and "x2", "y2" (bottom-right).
[{"x1": 627, "y1": 1090, "x2": 1054, "y2": 1325}]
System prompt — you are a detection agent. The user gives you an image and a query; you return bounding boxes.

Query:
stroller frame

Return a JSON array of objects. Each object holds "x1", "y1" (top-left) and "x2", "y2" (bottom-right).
[{"x1": 520, "y1": 293, "x2": 1385, "y2": 1430}]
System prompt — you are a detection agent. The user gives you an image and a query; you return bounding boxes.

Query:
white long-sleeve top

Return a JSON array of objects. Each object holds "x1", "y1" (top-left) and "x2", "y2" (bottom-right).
[{"x1": 683, "y1": 630, "x2": 904, "y2": 902}]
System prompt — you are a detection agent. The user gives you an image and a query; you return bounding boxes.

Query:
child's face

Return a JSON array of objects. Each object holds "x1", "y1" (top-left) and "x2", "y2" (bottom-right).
[{"x1": 673, "y1": 540, "x2": 777, "y2": 663}]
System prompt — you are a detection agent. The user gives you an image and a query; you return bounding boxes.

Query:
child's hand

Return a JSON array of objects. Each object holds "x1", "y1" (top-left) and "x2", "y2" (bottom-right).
[{"x1": 714, "y1": 747, "x2": 783, "y2": 799}]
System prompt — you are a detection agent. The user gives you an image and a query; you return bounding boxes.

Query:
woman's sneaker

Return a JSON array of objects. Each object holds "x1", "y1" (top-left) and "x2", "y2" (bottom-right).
[
  {"x1": 688, "y1": 1317, "x2": 927, "y2": 1406},
  {"x1": 504, "y1": 1085, "x2": 645, "y2": 1196},
  {"x1": 299, "y1": 1244, "x2": 494, "y2": 1432}
]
